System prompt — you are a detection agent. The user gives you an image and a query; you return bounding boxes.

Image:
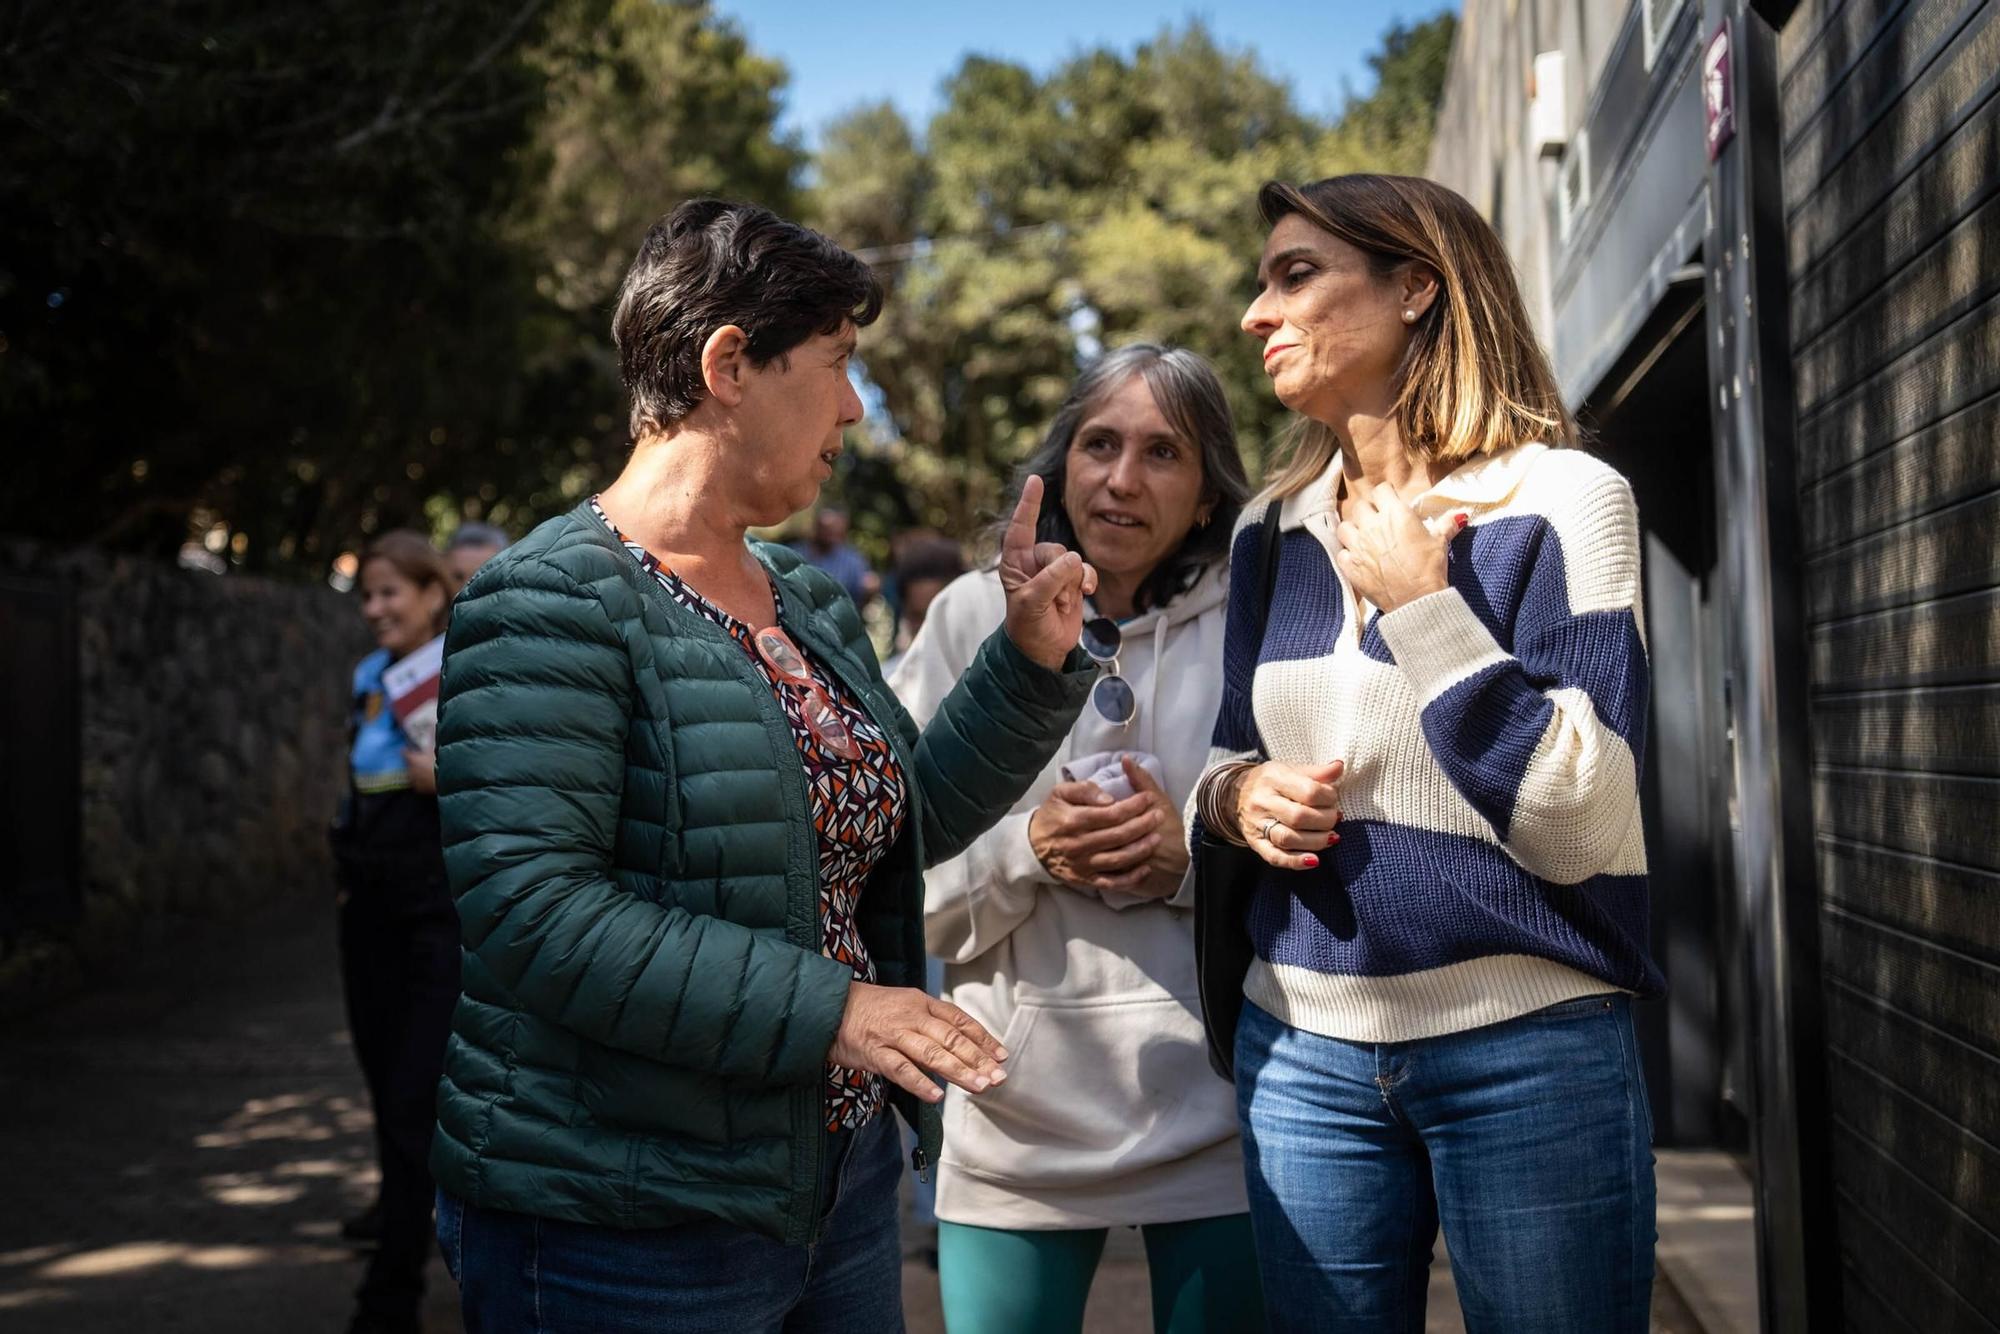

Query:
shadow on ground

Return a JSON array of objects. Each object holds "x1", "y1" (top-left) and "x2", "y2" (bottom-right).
[
  {"x1": 0, "y1": 896, "x2": 456, "y2": 1333},
  {"x1": 0, "y1": 895, "x2": 1702, "y2": 1333}
]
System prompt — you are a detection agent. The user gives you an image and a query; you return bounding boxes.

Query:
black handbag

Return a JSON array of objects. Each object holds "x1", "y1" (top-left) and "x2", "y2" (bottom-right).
[{"x1": 1194, "y1": 498, "x2": 1284, "y2": 1080}]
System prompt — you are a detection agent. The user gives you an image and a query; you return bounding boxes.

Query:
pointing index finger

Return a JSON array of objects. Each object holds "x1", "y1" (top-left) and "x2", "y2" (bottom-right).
[{"x1": 1002, "y1": 475, "x2": 1045, "y2": 566}]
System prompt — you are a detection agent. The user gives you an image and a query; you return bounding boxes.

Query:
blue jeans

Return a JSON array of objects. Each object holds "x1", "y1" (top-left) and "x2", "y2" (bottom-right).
[
  {"x1": 1237, "y1": 995, "x2": 1656, "y2": 1333},
  {"x1": 436, "y1": 1112, "x2": 906, "y2": 1333}
]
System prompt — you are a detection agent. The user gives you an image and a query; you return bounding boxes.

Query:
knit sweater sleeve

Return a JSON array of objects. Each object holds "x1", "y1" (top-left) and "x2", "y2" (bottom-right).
[
  {"x1": 1184, "y1": 513, "x2": 1271, "y2": 851},
  {"x1": 1375, "y1": 464, "x2": 1649, "y2": 886}
]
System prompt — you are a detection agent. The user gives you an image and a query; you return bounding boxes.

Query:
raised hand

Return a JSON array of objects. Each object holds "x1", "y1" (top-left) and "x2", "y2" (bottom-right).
[
  {"x1": 1333, "y1": 482, "x2": 1464, "y2": 613},
  {"x1": 997, "y1": 475, "x2": 1098, "y2": 669}
]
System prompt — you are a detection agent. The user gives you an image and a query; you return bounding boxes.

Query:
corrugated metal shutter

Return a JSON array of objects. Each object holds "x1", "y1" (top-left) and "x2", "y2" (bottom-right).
[{"x1": 1779, "y1": 0, "x2": 2000, "y2": 1325}]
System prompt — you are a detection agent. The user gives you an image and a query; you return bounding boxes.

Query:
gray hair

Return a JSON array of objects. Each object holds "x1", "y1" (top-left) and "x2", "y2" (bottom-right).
[
  {"x1": 446, "y1": 522, "x2": 510, "y2": 553},
  {"x1": 1005, "y1": 343, "x2": 1250, "y2": 613}
]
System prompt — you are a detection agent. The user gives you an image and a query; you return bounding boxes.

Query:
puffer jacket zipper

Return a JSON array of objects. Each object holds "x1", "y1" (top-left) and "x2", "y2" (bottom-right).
[
  {"x1": 775, "y1": 573, "x2": 944, "y2": 1189},
  {"x1": 609, "y1": 548, "x2": 830, "y2": 1248}
]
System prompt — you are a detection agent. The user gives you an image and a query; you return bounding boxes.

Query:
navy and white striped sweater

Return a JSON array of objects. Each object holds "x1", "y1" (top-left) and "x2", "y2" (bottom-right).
[{"x1": 1192, "y1": 443, "x2": 1663, "y2": 1043}]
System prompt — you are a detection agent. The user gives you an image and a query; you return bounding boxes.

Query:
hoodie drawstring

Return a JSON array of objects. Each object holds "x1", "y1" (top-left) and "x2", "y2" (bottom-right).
[{"x1": 1146, "y1": 609, "x2": 1166, "y2": 752}]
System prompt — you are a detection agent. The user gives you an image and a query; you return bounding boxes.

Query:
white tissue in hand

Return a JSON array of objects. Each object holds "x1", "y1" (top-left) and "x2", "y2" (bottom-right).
[
  {"x1": 1055, "y1": 751, "x2": 1171, "y2": 912},
  {"x1": 1059, "y1": 750, "x2": 1165, "y2": 801}
]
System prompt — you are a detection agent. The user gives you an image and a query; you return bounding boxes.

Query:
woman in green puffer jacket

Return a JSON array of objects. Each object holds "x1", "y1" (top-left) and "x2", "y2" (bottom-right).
[{"x1": 427, "y1": 199, "x2": 1100, "y2": 1334}]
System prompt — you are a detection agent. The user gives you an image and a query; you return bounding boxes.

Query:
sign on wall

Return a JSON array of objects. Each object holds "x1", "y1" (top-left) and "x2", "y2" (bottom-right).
[{"x1": 1704, "y1": 21, "x2": 1736, "y2": 161}]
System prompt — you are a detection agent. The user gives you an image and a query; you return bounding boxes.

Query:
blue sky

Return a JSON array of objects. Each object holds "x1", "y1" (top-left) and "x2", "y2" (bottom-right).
[{"x1": 725, "y1": 1, "x2": 1457, "y2": 143}]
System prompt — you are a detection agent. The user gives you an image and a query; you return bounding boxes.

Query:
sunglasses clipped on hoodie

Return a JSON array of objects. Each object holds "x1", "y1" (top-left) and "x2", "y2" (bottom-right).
[{"x1": 1079, "y1": 616, "x2": 1136, "y2": 727}]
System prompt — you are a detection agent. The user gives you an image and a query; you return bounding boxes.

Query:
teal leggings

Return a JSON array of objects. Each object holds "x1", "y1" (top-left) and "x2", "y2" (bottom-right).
[{"x1": 937, "y1": 1213, "x2": 1265, "y2": 1334}]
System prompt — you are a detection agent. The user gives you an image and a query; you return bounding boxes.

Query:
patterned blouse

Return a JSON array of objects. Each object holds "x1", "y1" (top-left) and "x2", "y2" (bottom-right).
[{"x1": 592, "y1": 499, "x2": 903, "y2": 1131}]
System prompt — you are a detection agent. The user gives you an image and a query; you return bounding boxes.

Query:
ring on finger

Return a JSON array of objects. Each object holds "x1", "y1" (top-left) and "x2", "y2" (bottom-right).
[{"x1": 1260, "y1": 816, "x2": 1282, "y2": 843}]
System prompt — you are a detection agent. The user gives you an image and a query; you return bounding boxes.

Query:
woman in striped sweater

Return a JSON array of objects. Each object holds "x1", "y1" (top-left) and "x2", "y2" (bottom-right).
[{"x1": 1195, "y1": 174, "x2": 1660, "y2": 1331}]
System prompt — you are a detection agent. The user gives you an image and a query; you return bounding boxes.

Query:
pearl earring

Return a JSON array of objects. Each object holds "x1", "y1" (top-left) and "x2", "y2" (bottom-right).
[{"x1": 1402, "y1": 309, "x2": 1417, "y2": 323}]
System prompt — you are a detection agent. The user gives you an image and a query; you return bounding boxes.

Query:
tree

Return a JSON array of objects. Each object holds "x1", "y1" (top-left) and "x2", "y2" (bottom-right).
[
  {"x1": 1322, "y1": 13, "x2": 1459, "y2": 176},
  {"x1": 1, "y1": 6, "x2": 1457, "y2": 572},
  {"x1": 2, "y1": 0, "x2": 568, "y2": 568},
  {"x1": 0, "y1": 0, "x2": 804, "y2": 573},
  {"x1": 808, "y1": 16, "x2": 1458, "y2": 552},
  {"x1": 510, "y1": 0, "x2": 800, "y2": 316}
]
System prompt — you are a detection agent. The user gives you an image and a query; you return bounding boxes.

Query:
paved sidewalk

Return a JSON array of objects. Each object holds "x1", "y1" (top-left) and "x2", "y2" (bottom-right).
[
  {"x1": 0, "y1": 896, "x2": 453, "y2": 1334},
  {"x1": 0, "y1": 896, "x2": 1703, "y2": 1333}
]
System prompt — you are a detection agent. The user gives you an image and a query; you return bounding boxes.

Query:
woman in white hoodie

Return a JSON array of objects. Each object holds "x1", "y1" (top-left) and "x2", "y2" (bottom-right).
[{"x1": 890, "y1": 345, "x2": 1259, "y2": 1334}]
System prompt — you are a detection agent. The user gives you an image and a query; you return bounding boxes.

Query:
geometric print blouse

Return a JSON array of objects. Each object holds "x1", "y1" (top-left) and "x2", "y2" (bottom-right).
[{"x1": 593, "y1": 498, "x2": 904, "y2": 1131}]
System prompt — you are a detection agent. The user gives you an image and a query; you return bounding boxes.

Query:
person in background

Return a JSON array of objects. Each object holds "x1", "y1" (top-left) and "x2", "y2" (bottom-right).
[
  {"x1": 1203, "y1": 173, "x2": 1658, "y2": 1331},
  {"x1": 330, "y1": 529, "x2": 461, "y2": 1334},
  {"x1": 878, "y1": 529, "x2": 969, "y2": 1265},
  {"x1": 890, "y1": 343, "x2": 1260, "y2": 1334},
  {"x1": 441, "y1": 521, "x2": 509, "y2": 597},
  {"x1": 881, "y1": 535, "x2": 965, "y2": 679},
  {"x1": 791, "y1": 505, "x2": 879, "y2": 608},
  {"x1": 429, "y1": 199, "x2": 1098, "y2": 1332}
]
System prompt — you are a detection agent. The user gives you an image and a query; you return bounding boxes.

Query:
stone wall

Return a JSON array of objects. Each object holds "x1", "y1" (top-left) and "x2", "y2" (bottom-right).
[{"x1": 0, "y1": 542, "x2": 369, "y2": 1008}]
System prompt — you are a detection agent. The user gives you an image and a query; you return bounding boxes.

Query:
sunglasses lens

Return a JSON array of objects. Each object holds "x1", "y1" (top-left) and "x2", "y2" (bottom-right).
[
  {"x1": 755, "y1": 629, "x2": 808, "y2": 680},
  {"x1": 1080, "y1": 616, "x2": 1121, "y2": 662},
  {"x1": 1091, "y1": 674, "x2": 1136, "y2": 725},
  {"x1": 804, "y1": 692, "x2": 859, "y2": 758}
]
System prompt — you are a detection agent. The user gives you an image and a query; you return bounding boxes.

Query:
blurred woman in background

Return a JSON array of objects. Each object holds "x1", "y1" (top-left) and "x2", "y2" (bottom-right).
[{"x1": 331, "y1": 529, "x2": 459, "y2": 1334}]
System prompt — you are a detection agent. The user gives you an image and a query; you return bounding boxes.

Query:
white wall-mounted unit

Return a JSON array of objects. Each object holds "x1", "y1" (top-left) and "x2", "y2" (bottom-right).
[
  {"x1": 1556, "y1": 128, "x2": 1591, "y2": 243},
  {"x1": 1529, "y1": 50, "x2": 1568, "y2": 157}
]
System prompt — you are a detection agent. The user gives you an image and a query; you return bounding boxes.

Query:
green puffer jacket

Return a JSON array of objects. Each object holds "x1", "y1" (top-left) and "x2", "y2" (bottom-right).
[{"x1": 429, "y1": 502, "x2": 1090, "y2": 1245}]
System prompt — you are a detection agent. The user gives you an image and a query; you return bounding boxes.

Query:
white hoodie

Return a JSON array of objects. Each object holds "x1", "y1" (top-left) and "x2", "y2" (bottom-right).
[{"x1": 888, "y1": 561, "x2": 1246, "y2": 1229}]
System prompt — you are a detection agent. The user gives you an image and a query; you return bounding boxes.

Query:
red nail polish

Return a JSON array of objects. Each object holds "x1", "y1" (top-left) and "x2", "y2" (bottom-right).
[
  {"x1": 1327, "y1": 832, "x2": 1340, "y2": 847},
  {"x1": 1302, "y1": 854, "x2": 1319, "y2": 869},
  {"x1": 1455, "y1": 512, "x2": 1470, "y2": 529}
]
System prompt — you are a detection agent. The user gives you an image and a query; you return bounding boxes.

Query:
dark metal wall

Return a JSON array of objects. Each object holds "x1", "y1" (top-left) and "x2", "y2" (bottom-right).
[{"x1": 1778, "y1": 0, "x2": 2000, "y2": 1326}]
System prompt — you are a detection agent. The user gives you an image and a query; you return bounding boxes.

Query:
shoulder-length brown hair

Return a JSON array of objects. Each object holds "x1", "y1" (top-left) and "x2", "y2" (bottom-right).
[
  {"x1": 359, "y1": 529, "x2": 451, "y2": 636},
  {"x1": 1257, "y1": 174, "x2": 1575, "y2": 501}
]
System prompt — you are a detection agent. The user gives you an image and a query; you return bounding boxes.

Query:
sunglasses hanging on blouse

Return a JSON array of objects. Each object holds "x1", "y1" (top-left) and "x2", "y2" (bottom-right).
[
  {"x1": 752, "y1": 625, "x2": 862, "y2": 761},
  {"x1": 1079, "y1": 616, "x2": 1135, "y2": 728}
]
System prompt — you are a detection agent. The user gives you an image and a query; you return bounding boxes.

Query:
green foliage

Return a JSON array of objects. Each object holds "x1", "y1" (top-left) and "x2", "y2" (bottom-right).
[
  {"x1": 1, "y1": 5, "x2": 1455, "y2": 574},
  {"x1": 0, "y1": 0, "x2": 798, "y2": 571},
  {"x1": 1327, "y1": 13, "x2": 1460, "y2": 176},
  {"x1": 3, "y1": 0, "x2": 564, "y2": 567},
  {"x1": 513, "y1": 0, "x2": 801, "y2": 315},
  {"x1": 809, "y1": 15, "x2": 1458, "y2": 547}
]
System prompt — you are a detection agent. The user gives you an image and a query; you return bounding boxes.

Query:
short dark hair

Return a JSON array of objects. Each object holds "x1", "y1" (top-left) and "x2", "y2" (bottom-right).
[
  {"x1": 1005, "y1": 344, "x2": 1250, "y2": 614},
  {"x1": 612, "y1": 199, "x2": 884, "y2": 437}
]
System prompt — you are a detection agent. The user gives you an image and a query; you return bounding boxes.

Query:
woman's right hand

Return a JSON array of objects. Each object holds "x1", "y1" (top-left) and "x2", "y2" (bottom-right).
[
  {"x1": 1227, "y1": 760, "x2": 1345, "y2": 869},
  {"x1": 828, "y1": 982, "x2": 1009, "y2": 1104},
  {"x1": 1027, "y1": 782, "x2": 1162, "y2": 891}
]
